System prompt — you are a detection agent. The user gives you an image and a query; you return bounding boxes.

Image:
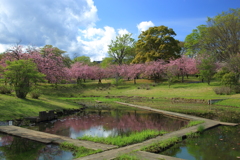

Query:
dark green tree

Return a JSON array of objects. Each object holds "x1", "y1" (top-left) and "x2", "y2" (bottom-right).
[{"x1": 132, "y1": 25, "x2": 181, "y2": 63}]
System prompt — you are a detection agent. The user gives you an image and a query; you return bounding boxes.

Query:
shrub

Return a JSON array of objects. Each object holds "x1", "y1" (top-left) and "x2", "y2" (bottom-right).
[
  {"x1": 111, "y1": 79, "x2": 124, "y2": 86},
  {"x1": 0, "y1": 85, "x2": 12, "y2": 94},
  {"x1": 213, "y1": 86, "x2": 231, "y2": 95},
  {"x1": 232, "y1": 85, "x2": 240, "y2": 93},
  {"x1": 151, "y1": 83, "x2": 157, "y2": 87},
  {"x1": 197, "y1": 125, "x2": 205, "y2": 133},
  {"x1": 30, "y1": 89, "x2": 41, "y2": 99},
  {"x1": 60, "y1": 79, "x2": 67, "y2": 84},
  {"x1": 221, "y1": 72, "x2": 238, "y2": 87}
]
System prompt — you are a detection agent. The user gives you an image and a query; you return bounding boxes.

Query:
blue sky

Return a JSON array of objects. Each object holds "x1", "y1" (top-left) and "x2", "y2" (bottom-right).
[
  {"x1": 0, "y1": 0, "x2": 239, "y2": 61},
  {"x1": 94, "y1": 0, "x2": 239, "y2": 40}
]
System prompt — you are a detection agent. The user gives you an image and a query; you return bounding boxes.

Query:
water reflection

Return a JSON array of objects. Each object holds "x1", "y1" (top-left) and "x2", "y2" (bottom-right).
[
  {"x1": 162, "y1": 125, "x2": 240, "y2": 160},
  {"x1": 0, "y1": 133, "x2": 74, "y2": 160},
  {"x1": 33, "y1": 109, "x2": 188, "y2": 139}
]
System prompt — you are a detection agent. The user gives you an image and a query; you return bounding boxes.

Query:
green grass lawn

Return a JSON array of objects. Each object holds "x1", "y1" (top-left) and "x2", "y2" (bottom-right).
[
  {"x1": 0, "y1": 94, "x2": 80, "y2": 121},
  {"x1": 1, "y1": 76, "x2": 240, "y2": 121}
]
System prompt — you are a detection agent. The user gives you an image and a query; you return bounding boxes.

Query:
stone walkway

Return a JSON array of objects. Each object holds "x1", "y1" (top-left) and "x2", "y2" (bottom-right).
[
  {"x1": 0, "y1": 125, "x2": 117, "y2": 151},
  {"x1": 76, "y1": 102, "x2": 237, "y2": 160},
  {"x1": 0, "y1": 102, "x2": 238, "y2": 160}
]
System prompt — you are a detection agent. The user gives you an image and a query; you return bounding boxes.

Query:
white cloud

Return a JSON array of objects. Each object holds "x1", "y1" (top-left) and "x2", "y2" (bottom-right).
[
  {"x1": 76, "y1": 27, "x2": 131, "y2": 61},
  {"x1": 0, "y1": 44, "x2": 12, "y2": 53},
  {"x1": 77, "y1": 26, "x2": 117, "y2": 61},
  {"x1": 0, "y1": 0, "x2": 99, "y2": 56},
  {"x1": 137, "y1": 21, "x2": 155, "y2": 32},
  {"x1": 0, "y1": 0, "x2": 131, "y2": 61},
  {"x1": 117, "y1": 29, "x2": 130, "y2": 36}
]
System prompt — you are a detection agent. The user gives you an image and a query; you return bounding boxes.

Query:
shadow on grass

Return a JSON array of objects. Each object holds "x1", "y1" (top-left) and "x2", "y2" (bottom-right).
[{"x1": 0, "y1": 95, "x2": 80, "y2": 121}]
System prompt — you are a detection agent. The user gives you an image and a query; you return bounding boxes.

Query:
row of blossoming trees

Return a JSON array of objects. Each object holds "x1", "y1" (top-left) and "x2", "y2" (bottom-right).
[
  {"x1": 0, "y1": 46, "x2": 222, "y2": 98},
  {"x1": 1, "y1": 46, "x2": 206, "y2": 85}
]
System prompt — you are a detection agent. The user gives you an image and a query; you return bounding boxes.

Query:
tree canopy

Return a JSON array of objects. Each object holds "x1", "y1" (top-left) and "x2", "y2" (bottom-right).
[
  {"x1": 184, "y1": 25, "x2": 208, "y2": 57},
  {"x1": 184, "y1": 8, "x2": 240, "y2": 61},
  {"x1": 132, "y1": 25, "x2": 181, "y2": 63},
  {"x1": 3, "y1": 59, "x2": 45, "y2": 98},
  {"x1": 206, "y1": 8, "x2": 240, "y2": 61},
  {"x1": 100, "y1": 57, "x2": 115, "y2": 68},
  {"x1": 73, "y1": 56, "x2": 91, "y2": 64},
  {"x1": 40, "y1": 45, "x2": 72, "y2": 67},
  {"x1": 108, "y1": 33, "x2": 135, "y2": 65},
  {"x1": 40, "y1": 45, "x2": 66, "y2": 57}
]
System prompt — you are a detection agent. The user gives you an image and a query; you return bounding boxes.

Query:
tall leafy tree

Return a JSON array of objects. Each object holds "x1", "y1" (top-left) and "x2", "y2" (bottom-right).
[
  {"x1": 205, "y1": 8, "x2": 240, "y2": 61},
  {"x1": 100, "y1": 57, "x2": 115, "y2": 68},
  {"x1": 178, "y1": 41, "x2": 187, "y2": 55},
  {"x1": 3, "y1": 59, "x2": 45, "y2": 98},
  {"x1": 185, "y1": 8, "x2": 240, "y2": 61},
  {"x1": 73, "y1": 56, "x2": 91, "y2": 65},
  {"x1": 132, "y1": 25, "x2": 181, "y2": 63},
  {"x1": 197, "y1": 55, "x2": 217, "y2": 85},
  {"x1": 108, "y1": 33, "x2": 135, "y2": 65},
  {"x1": 184, "y1": 25, "x2": 208, "y2": 57}
]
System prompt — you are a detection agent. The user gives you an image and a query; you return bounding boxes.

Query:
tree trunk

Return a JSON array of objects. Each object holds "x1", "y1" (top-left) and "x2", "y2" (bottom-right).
[
  {"x1": 134, "y1": 78, "x2": 136, "y2": 84},
  {"x1": 15, "y1": 82, "x2": 29, "y2": 99},
  {"x1": 77, "y1": 77, "x2": 82, "y2": 85}
]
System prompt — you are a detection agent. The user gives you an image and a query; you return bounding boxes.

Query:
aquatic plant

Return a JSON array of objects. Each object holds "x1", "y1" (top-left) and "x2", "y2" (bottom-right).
[
  {"x1": 185, "y1": 131, "x2": 200, "y2": 138},
  {"x1": 141, "y1": 136, "x2": 181, "y2": 153},
  {"x1": 78, "y1": 130, "x2": 167, "y2": 147},
  {"x1": 197, "y1": 125, "x2": 205, "y2": 133},
  {"x1": 114, "y1": 154, "x2": 139, "y2": 160},
  {"x1": 185, "y1": 120, "x2": 205, "y2": 128},
  {"x1": 60, "y1": 142, "x2": 102, "y2": 158}
]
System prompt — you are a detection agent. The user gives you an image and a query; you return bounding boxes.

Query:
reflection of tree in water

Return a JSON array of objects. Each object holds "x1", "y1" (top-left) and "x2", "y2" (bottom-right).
[
  {"x1": 39, "y1": 109, "x2": 188, "y2": 137},
  {"x1": 0, "y1": 136, "x2": 44, "y2": 160},
  {"x1": 0, "y1": 134, "x2": 13, "y2": 146},
  {"x1": 0, "y1": 135, "x2": 64, "y2": 160},
  {"x1": 162, "y1": 125, "x2": 240, "y2": 160}
]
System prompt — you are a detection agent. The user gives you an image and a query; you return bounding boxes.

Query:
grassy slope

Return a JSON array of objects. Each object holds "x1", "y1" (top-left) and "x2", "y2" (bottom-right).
[
  {"x1": 0, "y1": 94, "x2": 80, "y2": 121},
  {"x1": 1, "y1": 76, "x2": 240, "y2": 121}
]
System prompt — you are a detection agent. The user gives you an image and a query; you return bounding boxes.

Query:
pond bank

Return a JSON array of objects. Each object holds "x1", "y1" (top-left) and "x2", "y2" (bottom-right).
[
  {"x1": 0, "y1": 102, "x2": 237, "y2": 160},
  {"x1": 76, "y1": 102, "x2": 237, "y2": 160}
]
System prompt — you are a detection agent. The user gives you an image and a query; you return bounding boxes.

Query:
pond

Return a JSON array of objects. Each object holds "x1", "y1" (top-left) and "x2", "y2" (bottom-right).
[
  {"x1": 0, "y1": 133, "x2": 74, "y2": 160},
  {"x1": 29, "y1": 108, "x2": 189, "y2": 139},
  {"x1": 161, "y1": 125, "x2": 240, "y2": 160}
]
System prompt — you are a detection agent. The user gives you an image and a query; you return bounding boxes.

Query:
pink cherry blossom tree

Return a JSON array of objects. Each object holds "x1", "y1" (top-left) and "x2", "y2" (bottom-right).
[
  {"x1": 91, "y1": 65, "x2": 107, "y2": 83},
  {"x1": 69, "y1": 62, "x2": 94, "y2": 85},
  {"x1": 168, "y1": 56, "x2": 198, "y2": 82},
  {"x1": 143, "y1": 60, "x2": 166, "y2": 83},
  {"x1": 124, "y1": 64, "x2": 144, "y2": 84},
  {"x1": 1, "y1": 45, "x2": 69, "y2": 87}
]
